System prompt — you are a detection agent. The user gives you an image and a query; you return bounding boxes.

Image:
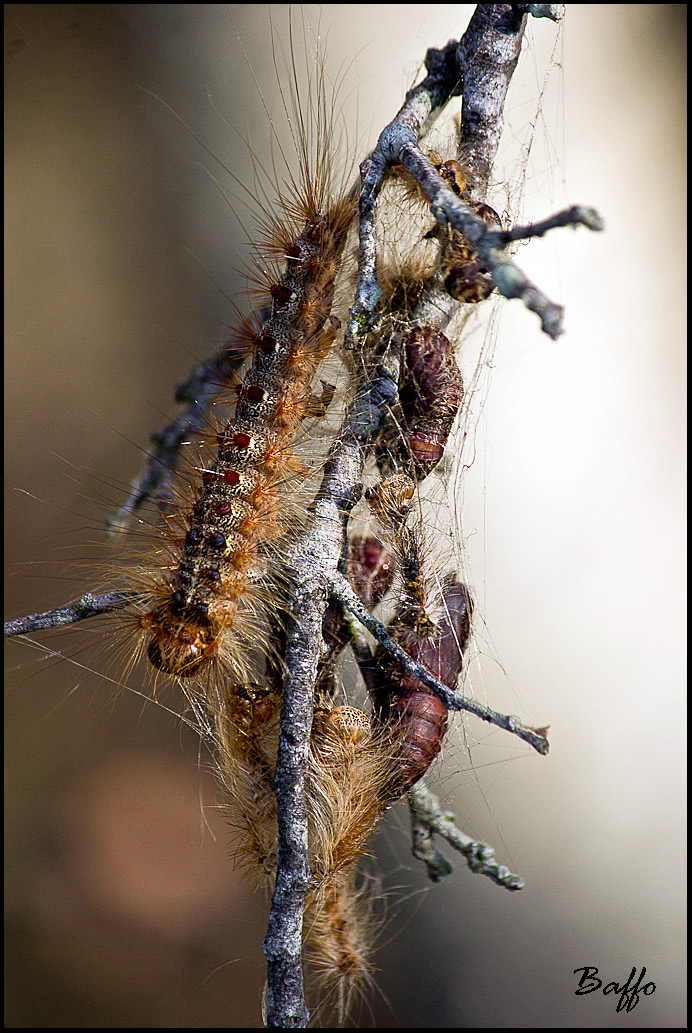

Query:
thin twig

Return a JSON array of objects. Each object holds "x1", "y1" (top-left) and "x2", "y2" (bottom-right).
[
  {"x1": 408, "y1": 781, "x2": 525, "y2": 890},
  {"x1": 3, "y1": 591, "x2": 139, "y2": 637},
  {"x1": 329, "y1": 571, "x2": 549, "y2": 756},
  {"x1": 106, "y1": 345, "x2": 248, "y2": 529},
  {"x1": 347, "y1": 4, "x2": 602, "y2": 345},
  {"x1": 495, "y1": 205, "x2": 605, "y2": 243},
  {"x1": 346, "y1": 37, "x2": 466, "y2": 347}
]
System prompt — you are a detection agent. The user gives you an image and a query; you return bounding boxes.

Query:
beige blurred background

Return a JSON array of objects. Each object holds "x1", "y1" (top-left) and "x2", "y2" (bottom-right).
[{"x1": 5, "y1": 4, "x2": 685, "y2": 1028}]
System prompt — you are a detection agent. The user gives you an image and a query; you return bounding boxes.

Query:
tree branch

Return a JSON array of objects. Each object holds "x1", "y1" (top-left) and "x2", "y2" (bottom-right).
[
  {"x1": 263, "y1": 366, "x2": 396, "y2": 1027},
  {"x1": 329, "y1": 571, "x2": 549, "y2": 756},
  {"x1": 347, "y1": 3, "x2": 602, "y2": 346},
  {"x1": 408, "y1": 781, "x2": 525, "y2": 889},
  {"x1": 3, "y1": 591, "x2": 138, "y2": 637}
]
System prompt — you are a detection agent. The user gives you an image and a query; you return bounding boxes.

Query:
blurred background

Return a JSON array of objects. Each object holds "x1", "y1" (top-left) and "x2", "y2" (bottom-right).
[{"x1": 5, "y1": 4, "x2": 686, "y2": 1027}]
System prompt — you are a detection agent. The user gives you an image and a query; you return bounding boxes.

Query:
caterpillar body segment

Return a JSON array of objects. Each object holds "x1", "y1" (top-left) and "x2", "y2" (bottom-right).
[
  {"x1": 214, "y1": 682, "x2": 281, "y2": 883},
  {"x1": 303, "y1": 703, "x2": 392, "y2": 1020}
]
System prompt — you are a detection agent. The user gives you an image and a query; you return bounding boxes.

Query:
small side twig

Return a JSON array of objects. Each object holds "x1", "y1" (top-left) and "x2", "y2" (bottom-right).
[
  {"x1": 329, "y1": 571, "x2": 550, "y2": 756},
  {"x1": 347, "y1": 4, "x2": 602, "y2": 345},
  {"x1": 3, "y1": 591, "x2": 139, "y2": 637},
  {"x1": 495, "y1": 205, "x2": 605, "y2": 244},
  {"x1": 106, "y1": 346, "x2": 247, "y2": 529},
  {"x1": 408, "y1": 781, "x2": 525, "y2": 890}
]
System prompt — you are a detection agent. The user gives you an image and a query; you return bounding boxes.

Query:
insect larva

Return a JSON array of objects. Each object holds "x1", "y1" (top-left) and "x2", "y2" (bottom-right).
[
  {"x1": 303, "y1": 870, "x2": 377, "y2": 1025},
  {"x1": 140, "y1": 183, "x2": 357, "y2": 682},
  {"x1": 215, "y1": 689, "x2": 389, "y2": 896},
  {"x1": 214, "y1": 681, "x2": 280, "y2": 883},
  {"x1": 214, "y1": 678, "x2": 390, "y2": 1016},
  {"x1": 304, "y1": 703, "x2": 391, "y2": 1020}
]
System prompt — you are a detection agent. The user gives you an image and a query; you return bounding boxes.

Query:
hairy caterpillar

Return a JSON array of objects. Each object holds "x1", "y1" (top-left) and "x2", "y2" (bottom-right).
[
  {"x1": 138, "y1": 137, "x2": 356, "y2": 683},
  {"x1": 213, "y1": 685, "x2": 392, "y2": 1022},
  {"x1": 4, "y1": 4, "x2": 607, "y2": 1028}
]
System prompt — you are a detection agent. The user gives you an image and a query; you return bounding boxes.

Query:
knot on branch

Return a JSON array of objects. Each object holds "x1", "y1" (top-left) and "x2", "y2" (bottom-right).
[{"x1": 420, "y1": 40, "x2": 464, "y2": 101}]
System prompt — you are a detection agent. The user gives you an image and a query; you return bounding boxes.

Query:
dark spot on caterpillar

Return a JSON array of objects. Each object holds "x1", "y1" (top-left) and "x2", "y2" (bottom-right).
[
  {"x1": 270, "y1": 281, "x2": 294, "y2": 303},
  {"x1": 230, "y1": 432, "x2": 252, "y2": 448},
  {"x1": 255, "y1": 332, "x2": 281, "y2": 355},
  {"x1": 185, "y1": 528, "x2": 203, "y2": 549},
  {"x1": 245, "y1": 384, "x2": 268, "y2": 405}
]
